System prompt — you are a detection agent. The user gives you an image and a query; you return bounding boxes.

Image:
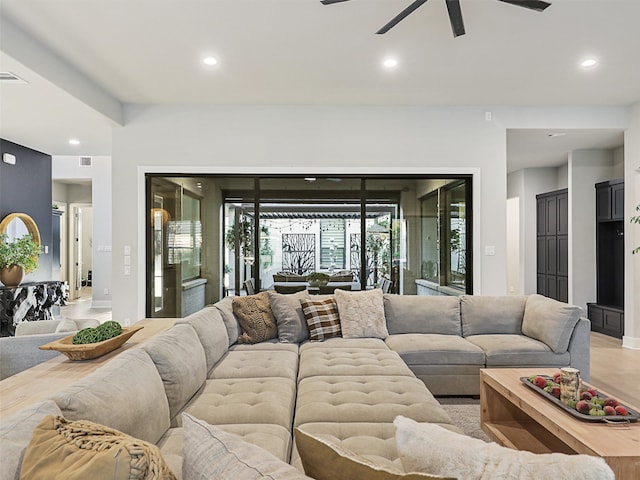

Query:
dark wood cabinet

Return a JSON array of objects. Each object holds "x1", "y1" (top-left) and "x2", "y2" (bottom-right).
[
  {"x1": 536, "y1": 189, "x2": 568, "y2": 302},
  {"x1": 589, "y1": 179, "x2": 624, "y2": 338}
]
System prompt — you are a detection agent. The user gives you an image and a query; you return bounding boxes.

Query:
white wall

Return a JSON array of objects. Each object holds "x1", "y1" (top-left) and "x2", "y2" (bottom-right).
[
  {"x1": 507, "y1": 167, "x2": 559, "y2": 295},
  {"x1": 568, "y1": 149, "x2": 615, "y2": 314},
  {"x1": 506, "y1": 197, "x2": 520, "y2": 294},
  {"x1": 52, "y1": 156, "x2": 112, "y2": 308},
  {"x1": 624, "y1": 102, "x2": 640, "y2": 349},
  {"x1": 110, "y1": 104, "x2": 632, "y2": 326},
  {"x1": 112, "y1": 105, "x2": 505, "y2": 322}
]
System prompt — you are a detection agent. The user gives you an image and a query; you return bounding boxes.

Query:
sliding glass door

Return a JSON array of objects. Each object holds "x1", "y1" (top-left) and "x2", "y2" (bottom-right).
[{"x1": 146, "y1": 174, "x2": 473, "y2": 317}]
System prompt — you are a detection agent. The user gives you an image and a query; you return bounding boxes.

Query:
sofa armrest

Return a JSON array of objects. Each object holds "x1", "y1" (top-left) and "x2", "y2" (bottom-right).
[
  {"x1": 567, "y1": 317, "x2": 590, "y2": 381},
  {"x1": 0, "y1": 333, "x2": 69, "y2": 380}
]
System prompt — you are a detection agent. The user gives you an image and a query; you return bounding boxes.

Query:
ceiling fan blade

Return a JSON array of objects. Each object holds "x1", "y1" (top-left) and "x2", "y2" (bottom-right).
[
  {"x1": 376, "y1": 0, "x2": 429, "y2": 34},
  {"x1": 497, "y1": 0, "x2": 552, "y2": 13},
  {"x1": 446, "y1": 0, "x2": 465, "y2": 37},
  {"x1": 320, "y1": 0, "x2": 351, "y2": 4}
]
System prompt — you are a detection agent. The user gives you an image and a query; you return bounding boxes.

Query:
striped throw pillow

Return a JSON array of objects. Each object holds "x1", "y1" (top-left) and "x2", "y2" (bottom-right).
[{"x1": 300, "y1": 298, "x2": 341, "y2": 341}]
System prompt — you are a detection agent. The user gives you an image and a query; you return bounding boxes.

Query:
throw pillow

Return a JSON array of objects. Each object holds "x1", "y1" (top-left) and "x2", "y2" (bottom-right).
[
  {"x1": 232, "y1": 292, "x2": 278, "y2": 344},
  {"x1": 334, "y1": 288, "x2": 388, "y2": 339},
  {"x1": 268, "y1": 290, "x2": 311, "y2": 343},
  {"x1": 20, "y1": 415, "x2": 176, "y2": 480},
  {"x1": 54, "y1": 318, "x2": 80, "y2": 333},
  {"x1": 521, "y1": 294, "x2": 582, "y2": 353},
  {"x1": 182, "y1": 413, "x2": 310, "y2": 480},
  {"x1": 300, "y1": 297, "x2": 341, "y2": 341},
  {"x1": 394, "y1": 416, "x2": 615, "y2": 480},
  {"x1": 0, "y1": 400, "x2": 61, "y2": 480},
  {"x1": 294, "y1": 427, "x2": 449, "y2": 480}
]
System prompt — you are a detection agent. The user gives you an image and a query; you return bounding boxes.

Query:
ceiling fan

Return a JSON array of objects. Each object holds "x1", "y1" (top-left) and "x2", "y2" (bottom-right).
[{"x1": 320, "y1": 0, "x2": 551, "y2": 37}]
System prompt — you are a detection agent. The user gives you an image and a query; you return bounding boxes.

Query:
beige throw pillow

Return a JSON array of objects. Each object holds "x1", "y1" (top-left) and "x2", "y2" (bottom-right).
[
  {"x1": 182, "y1": 413, "x2": 310, "y2": 480},
  {"x1": 394, "y1": 416, "x2": 615, "y2": 480},
  {"x1": 20, "y1": 415, "x2": 176, "y2": 480},
  {"x1": 294, "y1": 427, "x2": 450, "y2": 480},
  {"x1": 334, "y1": 288, "x2": 388, "y2": 339},
  {"x1": 232, "y1": 292, "x2": 278, "y2": 344}
]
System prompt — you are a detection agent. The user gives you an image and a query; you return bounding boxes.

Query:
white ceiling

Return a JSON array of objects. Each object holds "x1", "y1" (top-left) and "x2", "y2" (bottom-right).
[{"x1": 1, "y1": 0, "x2": 638, "y2": 167}]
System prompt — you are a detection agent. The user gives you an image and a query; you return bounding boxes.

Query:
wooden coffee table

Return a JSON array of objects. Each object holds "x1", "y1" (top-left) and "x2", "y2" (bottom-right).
[{"x1": 480, "y1": 368, "x2": 640, "y2": 480}]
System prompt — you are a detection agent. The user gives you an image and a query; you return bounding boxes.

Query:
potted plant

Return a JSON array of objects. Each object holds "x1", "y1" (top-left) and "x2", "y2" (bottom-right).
[
  {"x1": 0, "y1": 233, "x2": 42, "y2": 287},
  {"x1": 307, "y1": 271, "x2": 330, "y2": 287}
]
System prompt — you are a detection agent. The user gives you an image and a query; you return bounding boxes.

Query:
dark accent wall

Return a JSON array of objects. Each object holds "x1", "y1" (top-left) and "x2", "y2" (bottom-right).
[{"x1": 0, "y1": 139, "x2": 53, "y2": 281}]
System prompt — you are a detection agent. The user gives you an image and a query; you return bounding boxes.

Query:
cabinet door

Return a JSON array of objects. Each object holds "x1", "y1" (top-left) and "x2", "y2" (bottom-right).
[
  {"x1": 588, "y1": 305, "x2": 604, "y2": 329},
  {"x1": 537, "y1": 274, "x2": 547, "y2": 296},
  {"x1": 557, "y1": 235, "x2": 568, "y2": 276},
  {"x1": 612, "y1": 184, "x2": 624, "y2": 220},
  {"x1": 557, "y1": 192, "x2": 569, "y2": 235},
  {"x1": 545, "y1": 196, "x2": 557, "y2": 235},
  {"x1": 546, "y1": 275, "x2": 558, "y2": 300},
  {"x1": 557, "y1": 276, "x2": 568, "y2": 303},
  {"x1": 536, "y1": 198, "x2": 546, "y2": 236},
  {"x1": 604, "y1": 310, "x2": 623, "y2": 337},
  {"x1": 536, "y1": 237, "x2": 546, "y2": 273},
  {"x1": 546, "y1": 237, "x2": 557, "y2": 274},
  {"x1": 596, "y1": 186, "x2": 611, "y2": 221}
]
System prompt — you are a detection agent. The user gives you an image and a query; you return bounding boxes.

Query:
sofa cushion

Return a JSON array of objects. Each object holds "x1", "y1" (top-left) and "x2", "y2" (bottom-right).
[
  {"x1": 208, "y1": 350, "x2": 299, "y2": 381},
  {"x1": 522, "y1": 294, "x2": 582, "y2": 353},
  {"x1": 295, "y1": 426, "x2": 448, "y2": 480},
  {"x1": 465, "y1": 334, "x2": 570, "y2": 366},
  {"x1": 334, "y1": 289, "x2": 389, "y2": 339},
  {"x1": 385, "y1": 334, "x2": 485, "y2": 366},
  {"x1": 142, "y1": 324, "x2": 207, "y2": 420},
  {"x1": 20, "y1": 415, "x2": 176, "y2": 480},
  {"x1": 460, "y1": 295, "x2": 526, "y2": 336},
  {"x1": 177, "y1": 306, "x2": 229, "y2": 372},
  {"x1": 233, "y1": 292, "x2": 278, "y2": 344},
  {"x1": 50, "y1": 348, "x2": 170, "y2": 444},
  {"x1": 394, "y1": 416, "x2": 615, "y2": 480},
  {"x1": 299, "y1": 337, "x2": 389, "y2": 352},
  {"x1": 214, "y1": 296, "x2": 240, "y2": 346},
  {"x1": 158, "y1": 423, "x2": 294, "y2": 476},
  {"x1": 290, "y1": 422, "x2": 453, "y2": 474},
  {"x1": 181, "y1": 413, "x2": 311, "y2": 480},
  {"x1": 230, "y1": 341, "x2": 299, "y2": 353},
  {"x1": 295, "y1": 375, "x2": 452, "y2": 426},
  {"x1": 181, "y1": 377, "x2": 296, "y2": 430},
  {"x1": 300, "y1": 297, "x2": 342, "y2": 341},
  {"x1": 383, "y1": 295, "x2": 461, "y2": 336},
  {"x1": 0, "y1": 399, "x2": 62, "y2": 480},
  {"x1": 268, "y1": 290, "x2": 311, "y2": 343},
  {"x1": 298, "y1": 348, "x2": 414, "y2": 379}
]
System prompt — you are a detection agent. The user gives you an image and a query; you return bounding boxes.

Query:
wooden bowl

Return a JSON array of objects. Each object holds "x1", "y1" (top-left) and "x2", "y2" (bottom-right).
[{"x1": 39, "y1": 326, "x2": 144, "y2": 361}]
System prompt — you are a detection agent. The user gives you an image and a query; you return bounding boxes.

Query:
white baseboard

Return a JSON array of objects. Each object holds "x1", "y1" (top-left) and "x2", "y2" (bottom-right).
[
  {"x1": 91, "y1": 300, "x2": 112, "y2": 309},
  {"x1": 622, "y1": 336, "x2": 640, "y2": 350}
]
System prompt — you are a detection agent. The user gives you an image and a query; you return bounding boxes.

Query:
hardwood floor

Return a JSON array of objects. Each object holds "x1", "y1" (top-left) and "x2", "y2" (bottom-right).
[
  {"x1": 589, "y1": 332, "x2": 640, "y2": 407},
  {"x1": 59, "y1": 295, "x2": 639, "y2": 406}
]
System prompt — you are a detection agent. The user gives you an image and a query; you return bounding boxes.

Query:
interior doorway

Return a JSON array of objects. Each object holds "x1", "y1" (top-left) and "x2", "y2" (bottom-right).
[{"x1": 68, "y1": 203, "x2": 92, "y2": 301}]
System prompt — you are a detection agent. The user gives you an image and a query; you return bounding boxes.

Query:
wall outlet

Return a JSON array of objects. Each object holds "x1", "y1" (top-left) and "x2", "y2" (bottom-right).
[{"x1": 103, "y1": 288, "x2": 109, "y2": 295}]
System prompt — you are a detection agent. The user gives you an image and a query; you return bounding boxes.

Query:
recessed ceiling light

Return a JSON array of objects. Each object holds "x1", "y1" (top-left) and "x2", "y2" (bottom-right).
[
  {"x1": 382, "y1": 58, "x2": 398, "y2": 69},
  {"x1": 580, "y1": 58, "x2": 598, "y2": 68},
  {"x1": 68, "y1": 139, "x2": 80, "y2": 145},
  {"x1": 203, "y1": 56, "x2": 218, "y2": 66}
]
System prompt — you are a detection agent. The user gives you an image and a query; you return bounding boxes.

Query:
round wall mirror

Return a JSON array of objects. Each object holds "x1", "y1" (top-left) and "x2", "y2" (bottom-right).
[{"x1": 0, "y1": 213, "x2": 41, "y2": 245}]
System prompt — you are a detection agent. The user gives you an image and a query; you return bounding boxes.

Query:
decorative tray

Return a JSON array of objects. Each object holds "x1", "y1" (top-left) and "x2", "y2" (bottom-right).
[
  {"x1": 521, "y1": 375, "x2": 639, "y2": 423},
  {"x1": 39, "y1": 326, "x2": 144, "y2": 361}
]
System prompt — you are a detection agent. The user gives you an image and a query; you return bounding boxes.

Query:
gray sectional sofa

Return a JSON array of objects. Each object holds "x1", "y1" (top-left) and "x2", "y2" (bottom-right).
[{"x1": 0, "y1": 292, "x2": 589, "y2": 479}]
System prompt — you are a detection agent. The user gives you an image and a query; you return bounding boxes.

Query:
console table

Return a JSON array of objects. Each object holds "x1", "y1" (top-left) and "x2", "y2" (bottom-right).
[
  {"x1": 0, "y1": 318, "x2": 176, "y2": 419},
  {"x1": 0, "y1": 281, "x2": 68, "y2": 337}
]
